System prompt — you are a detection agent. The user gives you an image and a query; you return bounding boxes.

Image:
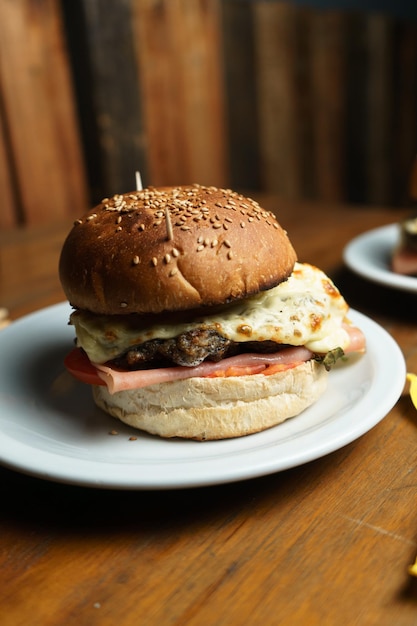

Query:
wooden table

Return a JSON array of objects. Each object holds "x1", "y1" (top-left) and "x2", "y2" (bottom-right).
[{"x1": 1, "y1": 197, "x2": 417, "y2": 625}]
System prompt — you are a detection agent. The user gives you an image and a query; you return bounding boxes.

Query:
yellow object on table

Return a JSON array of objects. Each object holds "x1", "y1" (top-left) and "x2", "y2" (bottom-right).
[
  {"x1": 406, "y1": 374, "x2": 417, "y2": 576},
  {"x1": 407, "y1": 373, "x2": 417, "y2": 410},
  {"x1": 409, "y1": 557, "x2": 417, "y2": 577}
]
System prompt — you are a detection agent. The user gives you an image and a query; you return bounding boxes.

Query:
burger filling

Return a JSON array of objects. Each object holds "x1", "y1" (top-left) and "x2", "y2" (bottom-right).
[{"x1": 69, "y1": 263, "x2": 358, "y2": 372}]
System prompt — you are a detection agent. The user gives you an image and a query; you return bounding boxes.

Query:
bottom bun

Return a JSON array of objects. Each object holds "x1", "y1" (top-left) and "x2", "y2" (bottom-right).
[{"x1": 92, "y1": 360, "x2": 328, "y2": 441}]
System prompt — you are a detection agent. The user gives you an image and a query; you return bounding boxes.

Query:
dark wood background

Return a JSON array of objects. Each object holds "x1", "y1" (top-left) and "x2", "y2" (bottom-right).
[{"x1": 1, "y1": 0, "x2": 417, "y2": 231}]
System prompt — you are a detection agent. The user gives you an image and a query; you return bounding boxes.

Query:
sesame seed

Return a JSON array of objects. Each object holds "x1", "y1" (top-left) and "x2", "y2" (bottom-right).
[
  {"x1": 152, "y1": 257, "x2": 158, "y2": 266},
  {"x1": 139, "y1": 224, "x2": 145, "y2": 231},
  {"x1": 169, "y1": 268, "x2": 178, "y2": 277},
  {"x1": 197, "y1": 244, "x2": 204, "y2": 252},
  {"x1": 227, "y1": 250, "x2": 233, "y2": 260},
  {"x1": 116, "y1": 226, "x2": 122, "y2": 232},
  {"x1": 133, "y1": 255, "x2": 139, "y2": 265},
  {"x1": 74, "y1": 219, "x2": 82, "y2": 225},
  {"x1": 240, "y1": 222, "x2": 246, "y2": 228},
  {"x1": 164, "y1": 254, "x2": 171, "y2": 264},
  {"x1": 211, "y1": 239, "x2": 218, "y2": 247},
  {"x1": 213, "y1": 223, "x2": 222, "y2": 229},
  {"x1": 224, "y1": 239, "x2": 232, "y2": 248},
  {"x1": 116, "y1": 215, "x2": 122, "y2": 224},
  {"x1": 120, "y1": 302, "x2": 128, "y2": 308},
  {"x1": 172, "y1": 248, "x2": 180, "y2": 257}
]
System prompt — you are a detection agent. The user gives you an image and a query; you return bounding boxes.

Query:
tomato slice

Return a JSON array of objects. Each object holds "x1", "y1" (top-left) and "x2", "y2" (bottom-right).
[
  {"x1": 209, "y1": 362, "x2": 302, "y2": 378},
  {"x1": 263, "y1": 361, "x2": 303, "y2": 376},
  {"x1": 206, "y1": 363, "x2": 267, "y2": 378},
  {"x1": 64, "y1": 348, "x2": 106, "y2": 386}
]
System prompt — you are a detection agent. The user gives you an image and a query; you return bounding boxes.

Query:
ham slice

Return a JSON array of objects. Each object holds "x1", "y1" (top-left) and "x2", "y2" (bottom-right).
[
  {"x1": 343, "y1": 322, "x2": 366, "y2": 354},
  {"x1": 94, "y1": 346, "x2": 314, "y2": 394}
]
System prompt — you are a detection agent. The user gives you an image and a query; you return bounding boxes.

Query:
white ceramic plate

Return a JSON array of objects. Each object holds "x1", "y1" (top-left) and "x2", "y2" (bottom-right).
[
  {"x1": 343, "y1": 223, "x2": 417, "y2": 292},
  {"x1": 0, "y1": 303, "x2": 405, "y2": 490}
]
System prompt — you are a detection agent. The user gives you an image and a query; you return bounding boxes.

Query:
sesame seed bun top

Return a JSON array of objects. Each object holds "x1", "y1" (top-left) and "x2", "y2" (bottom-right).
[{"x1": 59, "y1": 184, "x2": 297, "y2": 315}]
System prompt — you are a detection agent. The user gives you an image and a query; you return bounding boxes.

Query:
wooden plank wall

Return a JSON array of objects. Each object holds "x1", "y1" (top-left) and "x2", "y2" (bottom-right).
[
  {"x1": 133, "y1": 0, "x2": 229, "y2": 189},
  {"x1": 1, "y1": 0, "x2": 417, "y2": 232},
  {"x1": 0, "y1": 0, "x2": 89, "y2": 230}
]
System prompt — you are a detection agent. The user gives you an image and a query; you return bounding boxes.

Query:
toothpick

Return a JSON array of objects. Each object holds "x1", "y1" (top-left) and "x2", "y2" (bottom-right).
[
  {"x1": 135, "y1": 170, "x2": 143, "y2": 191},
  {"x1": 165, "y1": 206, "x2": 174, "y2": 241}
]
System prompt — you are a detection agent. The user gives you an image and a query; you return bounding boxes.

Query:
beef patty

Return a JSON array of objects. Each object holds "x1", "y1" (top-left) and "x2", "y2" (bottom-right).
[{"x1": 113, "y1": 328, "x2": 281, "y2": 369}]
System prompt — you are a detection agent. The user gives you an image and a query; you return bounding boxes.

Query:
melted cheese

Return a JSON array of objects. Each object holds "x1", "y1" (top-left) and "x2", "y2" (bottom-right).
[{"x1": 70, "y1": 263, "x2": 350, "y2": 364}]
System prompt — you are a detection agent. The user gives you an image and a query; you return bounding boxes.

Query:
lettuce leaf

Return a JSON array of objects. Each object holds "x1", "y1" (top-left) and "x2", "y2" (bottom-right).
[{"x1": 314, "y1": 347, "x2": 345, "y2": 371}]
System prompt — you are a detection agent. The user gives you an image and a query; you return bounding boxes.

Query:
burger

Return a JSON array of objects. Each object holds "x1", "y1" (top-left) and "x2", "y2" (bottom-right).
[{"x1": 59, "y1": 184, "x2": 365, "y2": 440}]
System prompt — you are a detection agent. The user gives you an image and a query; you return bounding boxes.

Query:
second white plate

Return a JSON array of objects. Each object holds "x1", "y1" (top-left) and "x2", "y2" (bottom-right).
[{"x1": 343, "y1": 223, "x2": 417, "y2": 292}]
